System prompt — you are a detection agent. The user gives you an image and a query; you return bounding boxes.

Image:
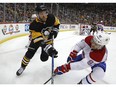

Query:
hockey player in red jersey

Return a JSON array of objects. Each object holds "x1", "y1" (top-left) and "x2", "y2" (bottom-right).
[{"x1": 54, "y1": 33, "x2": 110, "y2": 84}]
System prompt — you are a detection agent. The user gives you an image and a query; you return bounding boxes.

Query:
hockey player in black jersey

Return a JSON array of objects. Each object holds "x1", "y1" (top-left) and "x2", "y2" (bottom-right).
[
  {"x1": 16, "y1": 5, "x2": 60, "y2": 76},
  {"x1": 89, "y1": 23, "x2": 98, "y2": 35}
]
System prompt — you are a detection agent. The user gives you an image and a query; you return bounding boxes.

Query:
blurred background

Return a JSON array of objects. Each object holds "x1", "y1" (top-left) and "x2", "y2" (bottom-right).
[{"x1": 0, "y1": 3, "x2": 116, "y2": 26}]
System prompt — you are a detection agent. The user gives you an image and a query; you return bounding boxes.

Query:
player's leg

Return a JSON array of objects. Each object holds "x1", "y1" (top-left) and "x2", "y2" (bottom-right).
[
  {"x1": 16, "y1": 40, "x2": 39, "y2": 76},
  {"x1": 78, "y1": 62, "x2": 106, "y2": 84},
  {"x1": 101, "y1": 28, "x2": 104, "y2": 33},
  {"x1": 96, "y1": 29, "x2": 98, "y2": 34},
  {"x1": 40, "y1": 39, "x2": 55, "y2": 62},
  {"x1": 89, "y1": 29, "x2": 92, "y2": 35},
  {"x1": 40, "y1": 48, "x2": 49, "y2": 62},
  {"x1": 92, "y1": 30, "x2": 95, "y2": 35}
]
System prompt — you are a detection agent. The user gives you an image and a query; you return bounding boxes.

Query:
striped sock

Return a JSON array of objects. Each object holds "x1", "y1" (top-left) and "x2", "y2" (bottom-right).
[{"x1": 21, "y1": 56, "x2": 30, "y2": 68}]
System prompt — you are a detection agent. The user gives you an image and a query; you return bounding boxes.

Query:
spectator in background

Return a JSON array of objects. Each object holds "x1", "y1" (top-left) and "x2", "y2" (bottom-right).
[{"x1": 0, "y1": 3, "x2": 116, "y2": 27}]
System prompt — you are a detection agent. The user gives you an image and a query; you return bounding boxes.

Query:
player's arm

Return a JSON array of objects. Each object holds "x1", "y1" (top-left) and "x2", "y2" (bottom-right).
[
  {"x1": 73, "y1": 39, "x2": 86, "y2": 52},
  {"x1": 30, "y1": 29, "x2": 58, "y2": 57},
  {"x1": 54, "y1": 39, "x2": 88, "y2": 75},
  {"x1": 49, "y1": 17, "x2": 60, "y2": 39},
  {"x1": 67, "y1": 39, "x2": 86, "y2": 62},
  {"x1": 54, "y1": 17, "x2": 60, "y2": 29},
  {"x1": 29, "y1": 23, "x2": 58, "y2": 57},
  {"x1": 29, "y1": 22, "x2": 45, "y2": 46},
  {"x1": 54, "y1": 40, "x2": 87, "y2": 75}
]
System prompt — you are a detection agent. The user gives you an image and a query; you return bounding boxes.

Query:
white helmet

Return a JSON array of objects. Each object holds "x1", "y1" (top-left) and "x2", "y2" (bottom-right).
[
  {"x1": 93, "y1": 33, "x2": 110, "y2": 46},
  {"x1": 31, "y1": 14, "x2": 37, "y2": 19}
]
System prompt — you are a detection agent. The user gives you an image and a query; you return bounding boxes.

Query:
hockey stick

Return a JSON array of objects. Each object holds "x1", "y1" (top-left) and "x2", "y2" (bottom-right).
[
  {"x1": 44, "y1": 74, "x2": 56, "y2": 84},
  {"x1": 44, "y1": 36, "x2": 55, "y2": 84},
  {"x1": 51, "y1": 36, "x2": 54, "y2": 84}
]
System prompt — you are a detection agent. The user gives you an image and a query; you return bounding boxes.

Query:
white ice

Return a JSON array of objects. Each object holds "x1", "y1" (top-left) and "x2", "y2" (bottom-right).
[{"x1": 0, "y1": 31, "x2": 116, "y2": 84}]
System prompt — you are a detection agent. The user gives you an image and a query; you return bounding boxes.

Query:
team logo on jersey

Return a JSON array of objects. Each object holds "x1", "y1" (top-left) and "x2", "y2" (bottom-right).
[{"x1": 87, "y1": 60, "x2": 95, "y2": 66}]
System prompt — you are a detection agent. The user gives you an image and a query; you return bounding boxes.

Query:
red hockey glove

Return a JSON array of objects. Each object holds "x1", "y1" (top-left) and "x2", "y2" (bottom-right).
[
  {"x1": 67, "y1": 50, "x2": 78, "y2": 62},
  {"x1": 54, "y1": 63, "x2": 71, "y2": 75}
]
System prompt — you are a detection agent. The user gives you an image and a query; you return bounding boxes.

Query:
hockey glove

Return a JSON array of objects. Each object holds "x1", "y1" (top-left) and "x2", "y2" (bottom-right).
[
  {"x1": 44, "y1": 44, "x2": 58, "y2": 58},
  {"x1": 42, "y1": 29, "x2": 50, "y2": 36},
  {"x1": 49, "y1": 28, "x2": 59, "y2": 39},
  {"x1": 54, "y1": 63, "x2": 71, "y2": 75},
  {"x1": 67, "y1": 50, "x2": 78, "y2": 62}
]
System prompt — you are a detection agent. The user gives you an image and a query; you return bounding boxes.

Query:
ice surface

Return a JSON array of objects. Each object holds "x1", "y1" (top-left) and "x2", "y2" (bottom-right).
[{"x1": 0, "y1": 31, "x2": 116, "y2": 84}]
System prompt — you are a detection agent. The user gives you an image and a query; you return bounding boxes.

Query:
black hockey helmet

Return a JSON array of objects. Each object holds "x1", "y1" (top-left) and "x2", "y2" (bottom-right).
[{"x1": 35, "y1": 5, "x2": 47, "y2": 13}]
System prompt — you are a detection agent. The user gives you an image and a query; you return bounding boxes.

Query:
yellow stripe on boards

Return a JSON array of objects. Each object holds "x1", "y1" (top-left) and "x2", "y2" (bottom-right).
[
  {"x1": 0, "y1": 34, "x2": 29, "y2": 44},
  {"x1": 0, "y1": 30, "x2": 75, "y2": 44}
]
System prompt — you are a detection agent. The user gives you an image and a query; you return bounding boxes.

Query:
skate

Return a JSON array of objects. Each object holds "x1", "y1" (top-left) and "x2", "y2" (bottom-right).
[
  {"x1": 16, "y1": 67, "x2": 25, "y2": 76},
  {"x1": 77, "y1": 80, "x2": 82, "y2": 84}
]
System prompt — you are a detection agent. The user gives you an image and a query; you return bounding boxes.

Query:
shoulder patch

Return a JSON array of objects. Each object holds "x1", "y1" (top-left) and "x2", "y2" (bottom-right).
[{"x1": 85, "y1": 36, "x2": 93, "y2": 47}]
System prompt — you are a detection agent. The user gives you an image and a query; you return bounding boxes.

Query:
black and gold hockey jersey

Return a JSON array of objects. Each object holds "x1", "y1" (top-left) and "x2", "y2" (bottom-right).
[
  {"x1": 29, "y1": 14, "x2": 60, "y2": 40},
  {"x1": 91, "y1": 24, "x2": 97, "y2": 31}
]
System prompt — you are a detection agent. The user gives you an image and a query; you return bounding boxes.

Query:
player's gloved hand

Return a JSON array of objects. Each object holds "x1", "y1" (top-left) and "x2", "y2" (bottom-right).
[
  {"x1": 44, "y1": 44, "x2": 58, "y2": 58},
  {"x1": 49, "y1": 28, "x2": 59, "y2": 39},
  {"x1": 67, "y1": 50, "x2": 78, "y2": 62},
  {"x1": 41, "y1": 27, "x2": 52, "y2": 37},
  {"x1": 54, "y1": 63, "x2": 71, "y2": 75},
  {"x1": 42, "y1": 30, "x2": 50, "y2": 36}
]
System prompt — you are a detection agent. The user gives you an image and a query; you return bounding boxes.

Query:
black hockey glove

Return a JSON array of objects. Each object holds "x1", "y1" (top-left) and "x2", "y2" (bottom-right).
[
  {"x1": 48, "y1": 28, "x2": 59, "y2": 39},
  {"x1": 44, "y1": 44, "x2": 58, "y2": 58}
]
